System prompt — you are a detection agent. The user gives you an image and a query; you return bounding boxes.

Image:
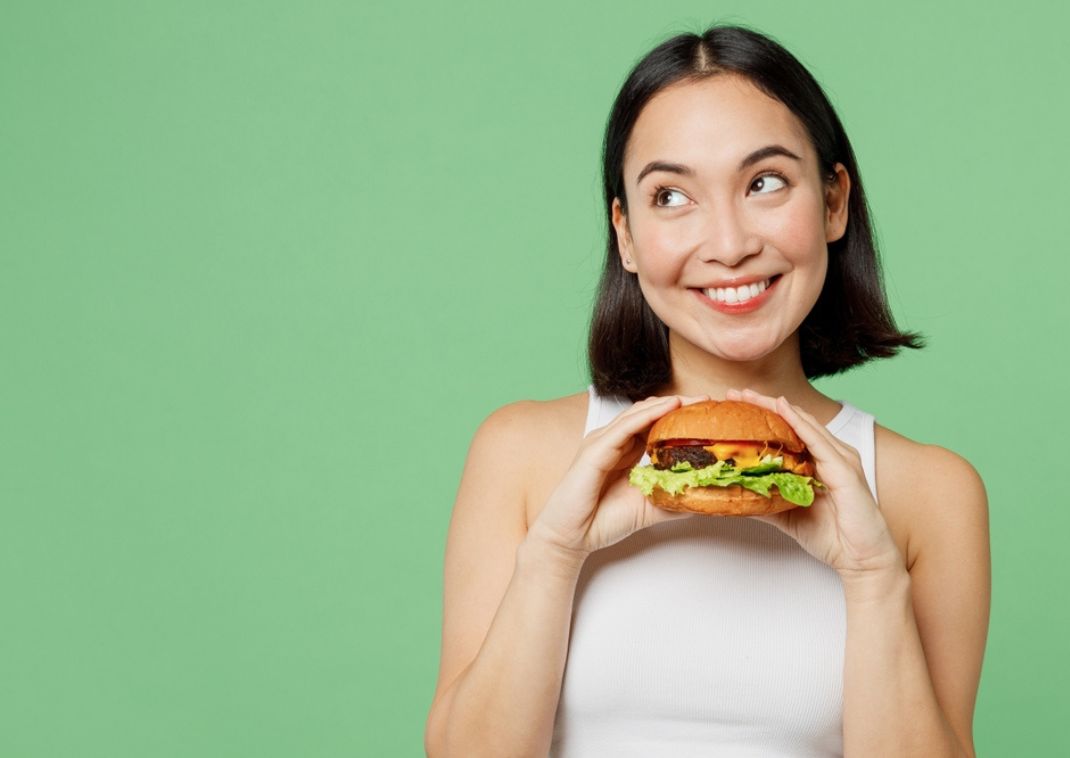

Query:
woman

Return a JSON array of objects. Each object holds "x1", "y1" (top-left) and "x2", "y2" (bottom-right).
[{"x1": 424, "y1": 24, "x2": 990, "y2": 758}]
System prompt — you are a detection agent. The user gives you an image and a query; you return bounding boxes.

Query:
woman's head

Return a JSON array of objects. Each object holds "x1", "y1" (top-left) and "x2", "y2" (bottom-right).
[{"x1": 589, "y1": 24, "x2": 923, "y2": 401}]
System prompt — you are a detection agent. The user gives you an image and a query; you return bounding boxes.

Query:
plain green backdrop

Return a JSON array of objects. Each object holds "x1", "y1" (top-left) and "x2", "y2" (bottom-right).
[{"x1": 2, "y1": 1, "x2": 1067, "y2": 755}]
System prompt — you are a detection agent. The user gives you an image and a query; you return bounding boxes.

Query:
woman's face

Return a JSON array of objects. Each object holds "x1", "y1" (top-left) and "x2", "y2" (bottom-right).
[{"x1": 613, "y1": 74, "x2": 850, "y2": 365}]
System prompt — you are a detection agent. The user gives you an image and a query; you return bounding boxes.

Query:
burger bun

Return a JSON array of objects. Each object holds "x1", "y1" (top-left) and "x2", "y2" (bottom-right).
[{"x1": 650, "y1": 484, "x2": 799, "y2": 516}]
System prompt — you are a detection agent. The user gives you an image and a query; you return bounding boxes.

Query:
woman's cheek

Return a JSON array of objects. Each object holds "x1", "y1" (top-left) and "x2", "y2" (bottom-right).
[
  {"x1": 634, "y1": 219, "x2": 702, "y2": 278},
  {"x1": 769, "y1": 192, "x2": 827, "y2": 252}
]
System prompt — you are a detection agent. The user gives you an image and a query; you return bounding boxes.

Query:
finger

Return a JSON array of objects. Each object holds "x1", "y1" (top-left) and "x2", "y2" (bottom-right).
[
  {"x1": 731, "y1": 390, "x2": 824, "y2": 457},
  {"x1": 584, "y1": 393, "x2": 711, "y2": 471},
  {"x1": 647, "y1": 505, "x2": 695, "y2": 525},
  {"x1": 610, "y1": 394, "x2": 709, "y2": 445},
  {"x1": 612, "y1": 395, "x2": 681, "y2": 428},
  {"x1": 740, "y1": 389, "x2": 853, "y2": 459},
  {"x1": 737, "y1": 388, "x2": 780, "y2": 414},
  {"x1": 748, "y1": 512, "x2": 784, "y2": 531},
  {"x1": 582, "y1": 396, "x2": 683, "y2": 468},
  {"x1": 773, "y1": 396, "x2": 852, "y2": 464},
  {"x1": 602, "y1": 393, "x2": 708, "y2": 430},
  {"x1": 774, "y1": 396, "x2": 855, "y2": 460},
  {"x1": 748, "y1": 509, "x2": 806, "y2": 542},
  {"x1": 589, "y1": 395, "x2": 677, "y2": 435}
]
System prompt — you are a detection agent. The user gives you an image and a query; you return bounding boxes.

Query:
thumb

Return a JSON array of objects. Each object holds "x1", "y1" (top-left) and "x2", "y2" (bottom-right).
[
  {"x1": 748, "y1": 512, "x2": 790, "y2": 536},
  {"x1": 646, "y1": 504, "x2": 695, "y2": 525}
]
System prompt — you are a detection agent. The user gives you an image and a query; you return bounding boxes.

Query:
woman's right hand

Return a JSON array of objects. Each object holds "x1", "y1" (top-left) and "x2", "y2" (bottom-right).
[{"x1": 526, "y1": 394, "x2": 709, "y2": 563}]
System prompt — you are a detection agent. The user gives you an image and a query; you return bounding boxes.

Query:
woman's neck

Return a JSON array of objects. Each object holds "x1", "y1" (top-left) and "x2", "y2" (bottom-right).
[{"x1": 655, "y1": 330, "x2": 843, "y2": 425}]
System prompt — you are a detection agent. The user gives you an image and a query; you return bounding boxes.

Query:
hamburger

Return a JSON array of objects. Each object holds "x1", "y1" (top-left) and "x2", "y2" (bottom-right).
[{"x1": 628, "y1": 399, "x2": 824, "y2": 516}]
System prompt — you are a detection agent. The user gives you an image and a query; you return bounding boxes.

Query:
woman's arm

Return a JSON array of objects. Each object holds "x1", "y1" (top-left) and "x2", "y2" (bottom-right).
[
  {"x1": 426, "y1": 531, "x2": 586, "y2": 757},
  {"x1": 425, "y1": 394, "x2": 701, "y2": 757},
  {"x1": 424, "y1": 402, "x2": 585, "y2": 758},
  {"x1": 841, "y1": 444, "x2": 990, "y2": 757},
  {"x1": 726, "y1": 389, "x2": 991, "y2": 757}
]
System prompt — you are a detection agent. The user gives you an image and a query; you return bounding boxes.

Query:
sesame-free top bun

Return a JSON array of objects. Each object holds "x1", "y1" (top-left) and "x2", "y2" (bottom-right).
[{"x1": 646, "y1": 399, "x2": 804, "y2": 454}]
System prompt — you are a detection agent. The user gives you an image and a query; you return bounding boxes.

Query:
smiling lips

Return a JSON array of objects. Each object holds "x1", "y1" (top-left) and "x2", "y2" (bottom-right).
[{"x1": 694, "y1": 275, "x2": 781, "y2": 314}]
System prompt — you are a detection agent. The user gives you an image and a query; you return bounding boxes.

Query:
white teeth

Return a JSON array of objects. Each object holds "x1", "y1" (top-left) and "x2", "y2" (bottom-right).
[{"x1": 705, "y1": 278, "x2": 770, "y2": 304}]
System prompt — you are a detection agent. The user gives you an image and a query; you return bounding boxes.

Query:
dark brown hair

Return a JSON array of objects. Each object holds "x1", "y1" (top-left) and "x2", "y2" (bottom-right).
[{"x1": 588, "y1": 24, "x2": 924, "y2": 401}]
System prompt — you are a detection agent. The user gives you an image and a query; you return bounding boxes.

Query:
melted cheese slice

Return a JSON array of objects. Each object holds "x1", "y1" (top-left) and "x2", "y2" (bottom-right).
[
  {"x1": 705, "y1": 442, "x2": 803, "y2": 469},
  {"x1": 705, "y1": 442, "x2": 768, "y2": 469}
]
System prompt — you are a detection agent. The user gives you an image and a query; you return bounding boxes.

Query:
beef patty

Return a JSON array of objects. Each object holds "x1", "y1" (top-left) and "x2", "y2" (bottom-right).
[{"x1": 653, "y1": 445, "x2": 725, "y2": 470}]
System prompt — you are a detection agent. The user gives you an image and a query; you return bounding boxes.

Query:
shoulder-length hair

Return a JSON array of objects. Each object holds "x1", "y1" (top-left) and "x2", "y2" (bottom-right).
[{"x1": 588, "y1": 24, "x2": 924, "y2": 401}]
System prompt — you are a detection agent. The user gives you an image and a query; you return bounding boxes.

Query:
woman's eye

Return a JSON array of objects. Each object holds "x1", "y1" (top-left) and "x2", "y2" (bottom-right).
[
  {"x1": 654, "y1": 187, "x2": 688, "y2": 207},
  {"x1": 751, "y1": 173, "x2": 787, "y2": 194}
]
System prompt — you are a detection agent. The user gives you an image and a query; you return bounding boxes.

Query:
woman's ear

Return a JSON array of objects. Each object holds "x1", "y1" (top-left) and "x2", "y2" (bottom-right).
[
  {"x1": 824, "y1": 162, "x2": 851, "y2": 243},
  {"x1": 611, "y1": 197, "x2": 637, "y2": 272}
]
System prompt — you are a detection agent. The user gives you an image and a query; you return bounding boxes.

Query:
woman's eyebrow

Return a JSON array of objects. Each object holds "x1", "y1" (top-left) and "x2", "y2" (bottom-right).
[{"x1": 634, "y1": 144, "x2": 802, "y2": 186}]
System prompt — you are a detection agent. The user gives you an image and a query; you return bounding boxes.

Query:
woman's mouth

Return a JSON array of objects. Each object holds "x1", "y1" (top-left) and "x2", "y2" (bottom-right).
[{"x1": 692, "y1": 274, "x2": 782, "y2": 314}]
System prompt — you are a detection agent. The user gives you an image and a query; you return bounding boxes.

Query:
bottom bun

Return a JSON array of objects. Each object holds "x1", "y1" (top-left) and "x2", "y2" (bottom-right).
[{"x1": 650, "y1": 484, "x2": 800, "y2": 516}]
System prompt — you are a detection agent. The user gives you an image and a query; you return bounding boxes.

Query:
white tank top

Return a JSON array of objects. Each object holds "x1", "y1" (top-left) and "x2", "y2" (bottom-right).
[{"x1": 549, "y1": 384, "x2": 879, "y2": 757}]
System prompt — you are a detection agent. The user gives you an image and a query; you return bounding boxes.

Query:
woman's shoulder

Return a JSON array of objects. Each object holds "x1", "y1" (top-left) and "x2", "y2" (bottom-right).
[
  {"x1": 874, "y1": 422, "x2": 985, "y2": 492},
  {"x1": 477, "y1": 389, "x2": 589, "y2": 445},
  {"x1": 474, "y1": 389, "x2": 590, "y2": 529},
  {"x1": 873, "y1": 422, "x2": 988, "y2": 570}
]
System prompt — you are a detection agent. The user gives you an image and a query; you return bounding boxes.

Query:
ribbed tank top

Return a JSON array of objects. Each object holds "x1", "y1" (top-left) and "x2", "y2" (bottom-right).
[{"x1": 549, "y1": 385, "x2": 879, "y2": 757}]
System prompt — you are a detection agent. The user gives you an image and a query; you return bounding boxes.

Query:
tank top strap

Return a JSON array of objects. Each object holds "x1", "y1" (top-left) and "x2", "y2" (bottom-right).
[
  {"x1": 836, "y1": 401, "x2": 878, "y2": 504},
  {"x1": 583, "y1": 383, "x2": 630, "y2": 436}
]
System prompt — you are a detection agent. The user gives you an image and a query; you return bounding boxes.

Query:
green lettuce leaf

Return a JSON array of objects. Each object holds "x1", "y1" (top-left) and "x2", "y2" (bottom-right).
[
  {"x1": 739, "y1": 458, "x2": 784, "y2": 476},
  {"x1": 628, "y1": 461, "x2": 820, "y2": 507}
]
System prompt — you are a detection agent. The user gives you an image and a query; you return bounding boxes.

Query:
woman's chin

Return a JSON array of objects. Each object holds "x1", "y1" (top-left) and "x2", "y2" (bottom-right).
[
  {"x1": 704, "y1": 334, "x2": 784, "y2": 363},
  {"x1": 719, "y1": 346, "x2": 776, "y2": 363},
  {"x1": 668, "y1": 322, "x2": 793, "y2": 365}
]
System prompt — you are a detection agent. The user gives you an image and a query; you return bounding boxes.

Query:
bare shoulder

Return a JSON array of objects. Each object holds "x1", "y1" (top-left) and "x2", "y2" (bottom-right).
[
  {"x1": 448, "y1": 390, "x2": 588, "y2": 533},
  {"x1": 874, "y1": 423, "x2": 989, "y2": 570},
  {"x1": 874, "y1": 423, "x2": 987, "y2": 504},
  {"x1": 479, "y1": 390, "x2": 589, "y2": 530},
  {"x1": 477, "y1": 390, "x2": 587, "y2": 457}
]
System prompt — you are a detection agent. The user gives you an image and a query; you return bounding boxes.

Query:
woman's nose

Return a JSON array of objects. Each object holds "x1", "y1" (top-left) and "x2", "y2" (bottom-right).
[{"x1": 697, "y1": 205, "x2": 761, "y2": 267}]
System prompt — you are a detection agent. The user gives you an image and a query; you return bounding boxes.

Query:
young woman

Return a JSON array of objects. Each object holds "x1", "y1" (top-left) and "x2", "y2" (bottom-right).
[{"x1": 424, "y1": 24, "x2": 990, "y2": 758}]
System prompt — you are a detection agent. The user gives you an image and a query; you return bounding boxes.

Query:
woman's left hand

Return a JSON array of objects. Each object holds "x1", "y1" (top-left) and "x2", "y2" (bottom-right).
[{"x1": 725, "y1": 388, "x2": 903, "y2": 580}]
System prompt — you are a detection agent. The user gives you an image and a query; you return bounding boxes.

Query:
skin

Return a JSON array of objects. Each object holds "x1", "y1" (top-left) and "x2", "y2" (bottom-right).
[{"x1": 425, "y1": 74, "x2": 990, "y2": 757}]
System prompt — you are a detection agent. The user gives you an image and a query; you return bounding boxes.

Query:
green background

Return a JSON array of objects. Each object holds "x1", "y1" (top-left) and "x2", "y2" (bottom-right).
[{"x1": 2, "y1": 1, "x2": 1066, "y2": 755}]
